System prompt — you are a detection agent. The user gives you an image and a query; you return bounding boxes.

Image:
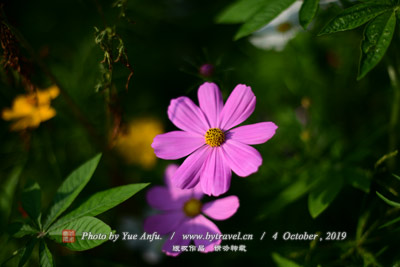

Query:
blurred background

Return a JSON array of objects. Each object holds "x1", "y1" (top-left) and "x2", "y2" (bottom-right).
[{"x1": 1, "y1": 0, "x2": 400, "y2": 266}]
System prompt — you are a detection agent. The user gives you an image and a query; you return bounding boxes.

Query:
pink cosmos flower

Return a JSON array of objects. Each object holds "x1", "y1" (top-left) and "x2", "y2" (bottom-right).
[
  {"x1": 144, "y1": 164, "x2": 239, "y2": 256},
  {"x1": 152, "y1": 82, "x2": 277, "y2": 196}
]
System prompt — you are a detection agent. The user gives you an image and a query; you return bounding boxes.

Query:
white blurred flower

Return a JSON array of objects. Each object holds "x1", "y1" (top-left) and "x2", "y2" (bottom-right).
[
  {"x1": 249, "y1": 0, "x2": 347, "y2": 51},
  {"x1": 249, "y1": 1, "x2": 302, "y2": 51}
]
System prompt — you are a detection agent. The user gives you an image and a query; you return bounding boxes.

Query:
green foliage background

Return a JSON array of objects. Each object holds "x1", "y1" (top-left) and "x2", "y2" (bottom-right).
[{"x1": 1, "y1": 0, "x2": 400, "y2": 266}]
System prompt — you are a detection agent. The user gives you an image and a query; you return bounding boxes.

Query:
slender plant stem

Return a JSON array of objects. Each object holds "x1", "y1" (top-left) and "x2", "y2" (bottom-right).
[
  {"x1": 387, "y1": 28, "x2": 400, "y2": 170},
  {"x1": 388, "y1": 65, "x2": 400, "y2": 154}
]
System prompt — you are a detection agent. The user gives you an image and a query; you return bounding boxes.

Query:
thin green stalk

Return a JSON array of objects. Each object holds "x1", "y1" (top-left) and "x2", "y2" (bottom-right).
[
  {"x1": 388, "y1": 64, "x2": 400, "y2": 151},
  {"x1": 387, "y1": 28, "x2": 400, "y2": 170}
]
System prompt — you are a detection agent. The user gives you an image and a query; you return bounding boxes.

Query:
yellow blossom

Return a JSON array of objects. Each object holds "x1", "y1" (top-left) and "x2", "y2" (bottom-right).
[
  {"x1": 114, "y1": 118, "x2": 163, "y2": 169},
  {"x1": 300, "y1": 129, "x2": 310, "y2": 142},
  {"x1": 301, "y1": 97, "x2": 311, "y2": 109},
  {"x1": 2, "y1": 85, "x2": 59, "y2": 131}
]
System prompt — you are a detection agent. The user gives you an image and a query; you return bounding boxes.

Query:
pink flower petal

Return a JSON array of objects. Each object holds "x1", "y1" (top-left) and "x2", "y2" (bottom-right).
[
  {"x1": 221, "y1": 140, "x2": 262, "y2": 177},
  {"x1": 168, "y1": 96, "x2": 210, "y2": 135},
  {"x1": 172, "y1": 146, "x2": 210, "y2": 189},
  {"x1": 228, "y1": 122, "x2": 278, "y2": 145},
  {"x1": 191, "y1": 183, "x2": 205, "y2": 199},
  {"x1": 219, "y1": 84, "x2": 256, "y2": 131},
  {"x1": 197, "y1": 82, "x2": 223, "y2": 127},
  {"x1": 152, "y1": 131, "x2": 205, "y2": 160},
  {"x1": 146, "y1": 186, "x2": 184, "y2": 211},
  {"x1": 200, "y1": 148, "x2": 232, "y2": 196},
  {"x1": 144, "y1": 211, "x2": 186, "y2": 235},
  {"x1": 191, "y1": 215, "x2": 222, "y2": 253},
  {"x1": 162, "y1": 220, "x2": 191, "y2": 257},
  {"x1": 164, "y1": 164, "x2": 179, "y2": 188},
  {"x1": 165, "y1": 164, "x2": 204, "y2": 201},
  {"x1": 202, "y1": 195, "x2": 239, "y2": 220}
]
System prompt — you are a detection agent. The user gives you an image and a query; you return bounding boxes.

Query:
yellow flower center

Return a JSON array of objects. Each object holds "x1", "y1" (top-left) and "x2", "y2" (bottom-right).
[
  {"x1": 276, "y1": 22, "x2": 292, "y2": 33},
  {"x1": 205, "y1": 128, "x2": 225, "y2": 147},
  {"x1": 183, "y1": 198, "x2": 202, "y2": 218}
]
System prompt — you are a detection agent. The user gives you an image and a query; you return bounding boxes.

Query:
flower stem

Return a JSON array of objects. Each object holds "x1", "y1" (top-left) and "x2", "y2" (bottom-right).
[
  {"x1": 387, "y1": 28, "x2": 400, "y2": 170},
  {"x1": 388, "y1": 65, "x2": 400, "y2": 145}
]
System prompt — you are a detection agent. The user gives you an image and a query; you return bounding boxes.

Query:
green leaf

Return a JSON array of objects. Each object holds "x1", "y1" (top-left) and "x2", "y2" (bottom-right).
[
  {"x1": 43, "y1": 154, "x2": 102, "y2": 230},
  {"x1": 308, "y1": 177, "x2": 343, "y2": 218},
  {"x1": 393, "y1": 173, "x2": 400, "y2": 181},
  {"x1": 47, "y1": 216, "x2": 111, "y2": 251},
  {"x1": 21, "y1": 180, "x2": 42, "y2": 228},
  {"x1": 358, "y1": 11, "x2": 396, "y2": 79},
  {"x1": 272, "y1": 252, "x2": 301, "y2": 267},
  {"x1": 360, "y1": 251, "x2": 380, "y2": 267},
  {"x1": 0, "y1": 247, "x2": 24, "y2": 267},
  {"x1": 345, "y1": 168, "x2": 371, "y2": 193},
  {"x1": 376, "y1": 191, "x2": 400, "y2": 208},
  {"x1": 356, "y1": 210, "x2": 370, "y2": 240},
  {"x1": 0, "y1": 165, "x2": 24, "y2": 227},
  {"x1": 379, "y1": 216, "x2": 400, "y2": 229},
  {"x1": 216, "y1": 0, "x2": 267, "y2": 24},
  {"x1": 18, "y1": 238, "x2": 37, "y2": 267},
  {"x1": 300, "y1": 0, "x2": 320, "y2": 29},
  {"x1": 318, "y1": 1, "x2": 394, "y2": 35},
  {"x1": 374, "y1": 150, "x2": 398, "y2": 169},
  {"x1": 8, "y1": 222, "x2": 38, "y2": 238},
  {"x1": 234, "y1": 0, "x2": 296, "y2": 40},
  {"x1": 39, "y1": 241, "x2": 54, "y2": 267},
  {"x1": 48, "y1": 183, "x2": 148, "y2": 231},
  {"x1": 258, "y1": 171, "x2": 316, "y2": 219}
]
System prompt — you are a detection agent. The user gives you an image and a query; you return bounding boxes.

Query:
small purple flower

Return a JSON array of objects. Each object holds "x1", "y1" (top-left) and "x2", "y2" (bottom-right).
[
  {"x1": 152, "y1": 82, "x2": 277, "y2": 196},
  {"x1": 144, "y1": 164, "x2": 239, "y2": 256},
  {"x1": 199, "y1": 63, "x2": 215, "y2": 77}
]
